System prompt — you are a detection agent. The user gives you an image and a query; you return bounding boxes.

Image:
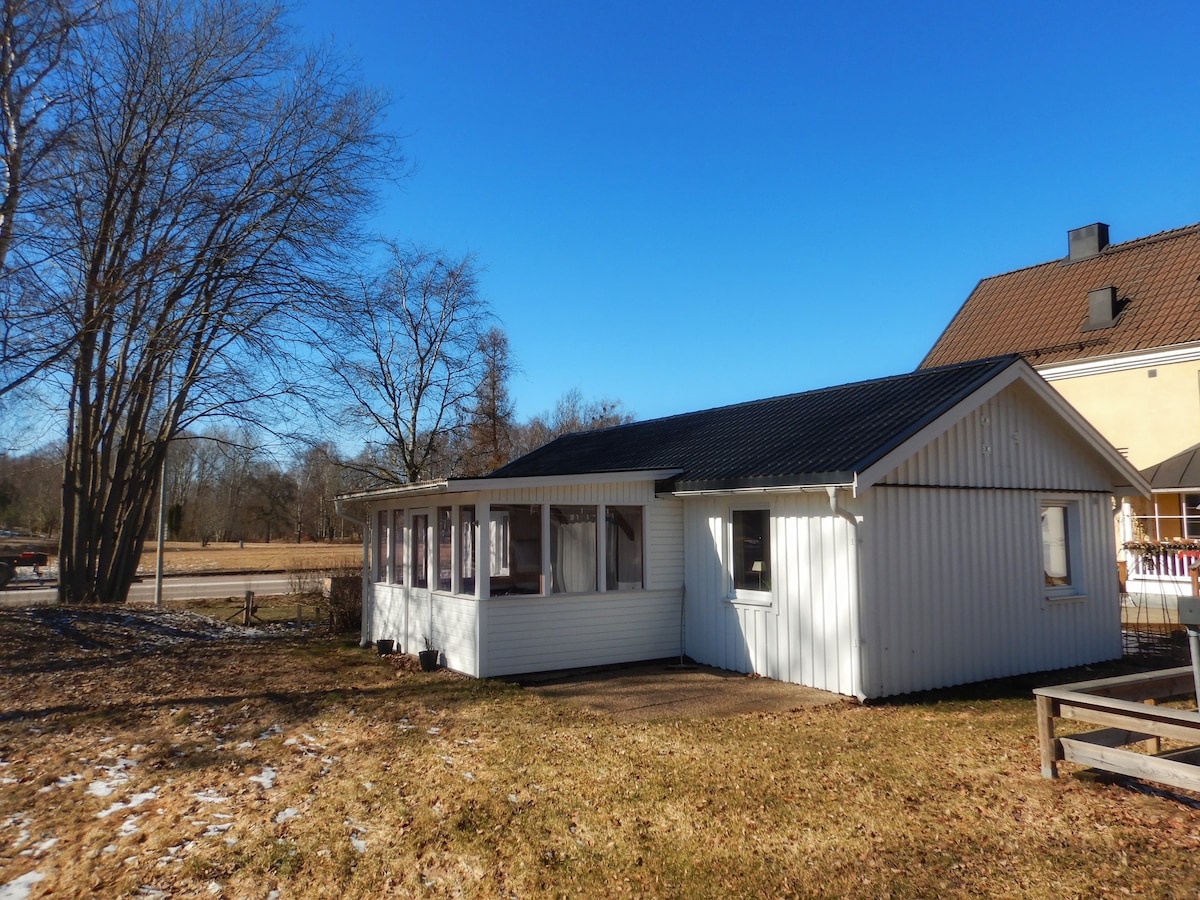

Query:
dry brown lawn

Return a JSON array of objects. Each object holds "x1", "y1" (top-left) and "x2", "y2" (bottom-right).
[
  {"x1": 2, "y1": 607, "x2": 1200, "y2": 898},
  {"x1": 137, "y1": 541, "x2": 361, "y2": 576}
]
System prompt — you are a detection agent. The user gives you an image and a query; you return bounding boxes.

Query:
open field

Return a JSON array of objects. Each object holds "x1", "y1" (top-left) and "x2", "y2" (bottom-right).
[
  {"x1": 135, "y1": 541, "x2": 362, "y2": 576},
  {"x1": 2, "y1": 608, "x2": 1200, "y2": 897}
]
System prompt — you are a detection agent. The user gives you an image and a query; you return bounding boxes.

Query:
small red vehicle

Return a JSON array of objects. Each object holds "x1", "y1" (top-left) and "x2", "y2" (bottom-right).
[{"x1": 0, "y1": 551, "x2": 49, "y2": 589}]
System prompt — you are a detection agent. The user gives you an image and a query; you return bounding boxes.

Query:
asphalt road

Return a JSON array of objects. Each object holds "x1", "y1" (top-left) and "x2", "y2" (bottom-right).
[{"x1": 0, "y1": 572, "x2": 296, "y2": 607}]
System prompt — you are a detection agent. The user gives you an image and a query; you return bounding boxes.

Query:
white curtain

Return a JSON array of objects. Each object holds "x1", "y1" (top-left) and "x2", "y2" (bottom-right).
[{"x1": 552, "y1": 508, "x2": 596, "y2": 593}]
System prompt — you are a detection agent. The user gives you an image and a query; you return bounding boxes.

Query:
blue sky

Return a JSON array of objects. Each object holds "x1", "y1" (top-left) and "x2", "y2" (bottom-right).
[{"x1": 293, "y1": 1, "x2": 1200, "y2": 424}]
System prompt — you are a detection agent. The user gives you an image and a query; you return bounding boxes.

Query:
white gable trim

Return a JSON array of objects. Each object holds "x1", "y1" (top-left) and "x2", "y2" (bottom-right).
[
  {"x1": 337, "y1": 470, "x2": 683, "y2": 504},
  {"x1": 854, "y1": 360, "x2": 1149, "y2": 496},
  {"x1": 1037, "y1": 340, "x2": 1200, "y2": 380}
]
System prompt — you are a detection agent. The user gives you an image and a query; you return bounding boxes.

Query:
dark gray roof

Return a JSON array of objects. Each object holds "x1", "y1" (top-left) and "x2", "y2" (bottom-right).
[
  {"x1": 1141, "y1": 443, "x2": 1200, "y2": 492},
  {"x1": 488, "y1": 356, "x2": 1021, "y2": 492}
]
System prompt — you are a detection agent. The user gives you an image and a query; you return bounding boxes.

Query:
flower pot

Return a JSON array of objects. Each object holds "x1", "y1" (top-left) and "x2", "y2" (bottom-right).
[
  {"x1": 376, "y1": 639, "x2": 395, "y2": 655},
  {"x1": 418, "y1": 649, "x2": 439, "y2": 671}
]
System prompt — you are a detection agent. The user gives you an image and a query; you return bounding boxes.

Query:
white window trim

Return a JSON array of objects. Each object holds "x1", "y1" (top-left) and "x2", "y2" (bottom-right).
[
  {"x1": 1041, "y1": 496, "x2": 1086, "y2": 604},
  {"x1": 726, "y1": 503, "x2": 774, "y2": 608}
]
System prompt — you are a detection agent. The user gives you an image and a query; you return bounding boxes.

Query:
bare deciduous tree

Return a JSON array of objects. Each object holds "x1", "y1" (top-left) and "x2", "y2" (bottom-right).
[
  {"x1": 326, "y1": 242, "x2": 490, "y2": 486},
  {"x1": 9, "y1": 0, "x2": 396, "y2": 603}
]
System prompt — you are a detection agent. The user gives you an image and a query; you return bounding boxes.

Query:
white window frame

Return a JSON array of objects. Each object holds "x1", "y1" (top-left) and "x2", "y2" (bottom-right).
[
  {"x1": 727, "y1": 504, "x2": 773, "y2": 607},
  {"x1": 1041, "y1": 497, "x2": 1084, "y2": 602}
]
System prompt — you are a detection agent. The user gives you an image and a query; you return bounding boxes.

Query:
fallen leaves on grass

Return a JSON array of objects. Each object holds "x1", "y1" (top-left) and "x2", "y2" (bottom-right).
[{"x1": 1, "y1": 607, "x2": 1199, "y2": 898}]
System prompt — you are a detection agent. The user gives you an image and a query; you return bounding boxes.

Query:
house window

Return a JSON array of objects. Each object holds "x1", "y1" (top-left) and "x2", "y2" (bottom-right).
[
  {"x1": 731, "y1": 508, "x2": 771, "y2": 597},
  {"x1": 1041, "y1": 501, "x2": 1081, "y2": 596},
  {"x1": 411, "y1": 513, "x2": 429, "y2": 589},
  {"x1": 391, "y1": 510, "x2": 405, "y2": 585},
  {"x1": 551, "y1": 506, "x2": 597, "y2": 593},
  {"x1": 437, "y1": 507, "x2": 453, "y2": 591},
  {"x1": 605, "y1": 506, "x2": 644, "y2": 590},
  {"x1": 1184, "y1": 494, "x2": 1200, "y2": 540},
  {"x1": 489, "y1": 505, "x2": 542, "y2": 595},
  {"x1": 459, "y1": 506, "x2": 476, "y2": 595},
  {"x1": 374, "y1": 510, "x2": 388, "y2": 583}
]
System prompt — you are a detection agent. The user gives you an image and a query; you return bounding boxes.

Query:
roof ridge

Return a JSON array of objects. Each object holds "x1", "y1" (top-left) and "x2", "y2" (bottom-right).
[
  {"x1": 974, "y1": 220, "x2": 1200, "y2": 284},
  {"x1": 575, "y1": 356, "x2": 1019, "y2": 436}
]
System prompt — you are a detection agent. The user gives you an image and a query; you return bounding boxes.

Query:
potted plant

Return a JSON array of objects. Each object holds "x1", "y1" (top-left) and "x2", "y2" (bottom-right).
[
  {"x1": 376, "y1": 639, "x2": 395, "y2": 655},
  {"x1": 418, "y1": 635, "x2": 439, "y2": 671}
]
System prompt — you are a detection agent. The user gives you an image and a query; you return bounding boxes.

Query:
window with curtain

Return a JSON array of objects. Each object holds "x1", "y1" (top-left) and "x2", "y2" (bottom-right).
[
  {"x1": 551, "y1": 506, "x2": 597, "y2": 594},
  {"x1": 390, "y1": 510, "x2": 405, "y2": 585},
  {"x1": 605, "y1": 506, "x2": 644, "y2": 590},
  {"x1": 437, "y1": 507, "x2": 453, "y2": 591},
  {"x1": 374, "y1": 510, "x2": 388, "y2": 583},
  {"x1": 459, "y1": 506, "x2": 476, "y2": 595},
  {"x1": 489, "y1": 505, "x2": 542, "y2": 595},
  {"x1": 731, "y1": 508, "x2": 770, "y2": 595},
  {"x1": 411, "y1": 513, "x2": 429, "y2": 589}
]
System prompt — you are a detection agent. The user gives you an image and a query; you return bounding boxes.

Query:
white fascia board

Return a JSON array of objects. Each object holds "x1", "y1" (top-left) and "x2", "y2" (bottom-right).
[
  {"x1": 335, "y1": 481, "x2": 449, "y2": 503},
  {"x1": 1037, "y1": 340, "x2": 1200, "y2": 381},
  {"x1": 853, "y1": 360, "x2": 1150, "y2": 497},
  {"x1": 669, "y1": 482, "x2": 853, "y2": 498},
  {"x1": 448, "y1": 469, "x2": 684, "y2": 493}
]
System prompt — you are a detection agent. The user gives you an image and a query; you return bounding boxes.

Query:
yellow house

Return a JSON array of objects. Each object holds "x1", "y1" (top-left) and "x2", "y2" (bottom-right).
[{"x1": 922, "y1": 221, "x2": 1200, "y2": 594}]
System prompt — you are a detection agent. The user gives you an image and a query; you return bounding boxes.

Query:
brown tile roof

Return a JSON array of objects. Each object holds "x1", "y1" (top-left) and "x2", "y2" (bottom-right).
[{"x1": 920, "y1": 222, "x2": 1200, "y2": 369}]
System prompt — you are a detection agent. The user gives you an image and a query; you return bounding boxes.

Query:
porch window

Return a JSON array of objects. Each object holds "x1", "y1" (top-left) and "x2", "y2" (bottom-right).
[
  {"x1": 411, "y1": 513, "x2": 429, "y2": 589},
  {"x1": 459, "y1": 506, "x2": 476, "y2": 595},
  {"x1": 731, "y1": 508, "x2": 771, "y2": 597},
  {"x1": 1042, "y1": 501, "x2": 1081, "y2": 596},
  {"x1": 551, "y1": 506, "x2": 597, "y2": 593},
  {"x1": 437, "y1": 507, "x2": 452, "y2": 591},
  {"x1": 490, "y1": 504, "x2": 542, "y2": 595},
  {"x1": 605, "y1": 506, "x2": 644, "y2": 590},
  {"x1": 391, "y1": 510, "x2": 405, "y2": 585},
  {"x1": 374, "y1": 510, "x2": 388, "y2": 583},
  {"x1": 1185, "y1": 494, "x2": 1200, "y2": 540}
]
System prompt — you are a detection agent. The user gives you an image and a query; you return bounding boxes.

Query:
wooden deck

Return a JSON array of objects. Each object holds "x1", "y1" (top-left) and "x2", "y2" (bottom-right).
[{"x1": 1034, "y1": 667, "x2": 1200, "y2": 793}]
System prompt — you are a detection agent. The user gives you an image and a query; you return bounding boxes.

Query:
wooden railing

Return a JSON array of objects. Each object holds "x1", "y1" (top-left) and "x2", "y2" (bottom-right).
[
  {"x1": 1035, "y1": 668, "x2": 1200, "y2": 793},
  {"x1": 1124, "y1": 545, "x2": 1200, "y2": 580}
]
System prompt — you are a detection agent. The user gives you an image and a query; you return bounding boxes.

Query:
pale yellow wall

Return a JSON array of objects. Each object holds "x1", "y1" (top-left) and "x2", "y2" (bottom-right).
[{"x1": 1047, "y1": 358, "x2": 1200, "y2": 470}]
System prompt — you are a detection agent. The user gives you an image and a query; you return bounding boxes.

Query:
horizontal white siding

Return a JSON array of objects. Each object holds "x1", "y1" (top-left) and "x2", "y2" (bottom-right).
[
  {"x1": 483, "y1": 590, "x2": 682, "y2": 676},
  {"x1": 365, "y1": 586, "x2": 480, "y2": 676},
  {"x1": 859, "y1": 486, "x2": 1120, "y2": 698},
  {"x1": 682, "y1": 492, "x2": 858, "y2": 696},
  {"x1": 882, "y1": 382, "x2": 1117, "y2": 491}
]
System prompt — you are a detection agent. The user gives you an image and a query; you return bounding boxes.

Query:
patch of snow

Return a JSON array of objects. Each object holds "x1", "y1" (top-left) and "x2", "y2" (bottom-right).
[
  {"x1": 248, "y1": 766, "x2": 276, "y2": 790},
  {"x1": 274, "y1": 808, "x2": 299, "y2": 824},
  {"x1": 118, "y1": 817, "x2": 141, "y2": 837},
  {"x1": 463, "y1": 772, "x2": 475, "y2": 782},
  {"x1": 236, "y1": 741, "x2": 254, "y2": 750},
  {"x1": 257, "y1": 724, "x2": 283, "y2": 740},
  {"x1": 203, "y1": 823, "x2": 233, "y2": 837},
  {"x1": 19, "y1": 838, "x2": 57, "y2": 858},
  {"x1": 207, "y1": 883, "x2": 222, "y2": 895},
  {"x1": 96, "y1": 790, "x2": 158, "y2": 819},
  {"x1": 0, "y1": 871, "x2": 45, "y2": 900},
  {"x1": 426, "y1": 727, "x2": 440, "y2": 735},
  {"x1": 350, "y1": 837, "x2": 367, "y2": 854},
  {"x1": 192, "y1": 790, "x2": 227, "y2": 804}
]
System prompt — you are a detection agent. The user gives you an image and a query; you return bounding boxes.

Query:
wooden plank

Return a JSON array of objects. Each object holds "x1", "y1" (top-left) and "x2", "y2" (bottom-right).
[
  {"x1": 1034, "y1": 668, "x2": 1196, "y2": 703},
  {"x1": 1036, "y1": 694, "x2": 1059, "y2": 778},
  {"x1": 1059, "y1": 739, "x2": 1200, "y2": 794},
  {"x1": 1056, "y1": 702, "x2": 1200, "y2": 744}
]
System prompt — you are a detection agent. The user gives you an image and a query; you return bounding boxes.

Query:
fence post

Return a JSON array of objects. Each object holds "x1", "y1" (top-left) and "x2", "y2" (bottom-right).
[{"x1": 243, "y1": 590, "x2": 254, "y2": 626}]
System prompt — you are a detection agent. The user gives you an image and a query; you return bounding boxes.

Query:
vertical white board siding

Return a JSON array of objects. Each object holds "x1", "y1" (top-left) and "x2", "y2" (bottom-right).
[
  {"x1": 365, "y1": 583, "x2": 407, "y2": 647},
  {"x1": 681, "y1": 493, "x2": 858, "y2": 695},
  {"x1": 428, "y1": 593, "x2": 479, "y2": 676},
  {"x1": 883, "y1": 384, "x2": 1117, "y2": 492},
  {"x1": 649, "y1": 497, "x2": 684, "y2": 589},
  {"x1": 860, "y1": 486, "x2": 1119, "y2": 698},
  {"x1": 483, "y1": 590, "x2": 682, "y2": 676}
]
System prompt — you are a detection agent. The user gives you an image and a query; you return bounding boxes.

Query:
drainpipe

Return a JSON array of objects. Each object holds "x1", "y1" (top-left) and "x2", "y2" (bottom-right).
[
  {"x1": 335, "y1": 498, "x2": 370, "y2": 648},
  {"x1": 828, "y1": 486, "x2": 867, "y2": 701}
]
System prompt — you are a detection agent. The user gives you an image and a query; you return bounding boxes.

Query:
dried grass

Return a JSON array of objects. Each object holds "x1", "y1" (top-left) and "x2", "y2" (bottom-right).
[{"x1": 2, "y1": 608, "x2": 1199, "y2": 898}]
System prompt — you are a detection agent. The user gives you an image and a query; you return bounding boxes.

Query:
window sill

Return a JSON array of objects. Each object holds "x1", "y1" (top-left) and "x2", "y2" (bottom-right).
[
  {"x1": 725, "y1": 594, "x2": 773, "y2": 610},
  {"x1": 1044, "y1": 592, "x2": 1087, "y2": 606}
]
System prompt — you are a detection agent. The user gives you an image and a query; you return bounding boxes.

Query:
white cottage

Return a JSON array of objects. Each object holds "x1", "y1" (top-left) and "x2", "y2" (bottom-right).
[{"x1": 341, "y1": 356, "x2": 1147, "y2": 699}]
